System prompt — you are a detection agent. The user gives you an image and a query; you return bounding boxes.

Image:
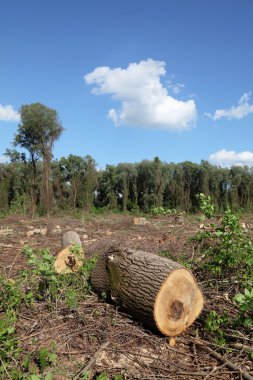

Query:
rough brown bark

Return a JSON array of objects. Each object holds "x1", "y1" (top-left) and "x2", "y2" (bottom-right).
[
  {"x1": 62, "y1": 231, "x2": 82, "y2": 248},
  {"x1": 91, "y1": 247, "x2": 204, "y2": 336}
]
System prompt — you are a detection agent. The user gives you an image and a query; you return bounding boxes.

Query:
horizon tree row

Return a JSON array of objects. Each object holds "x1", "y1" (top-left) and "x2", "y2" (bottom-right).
[
  {"x1": 1, "y1": 154, "x2": 253, "y2": 215},
  {"x1": 1, "y1": 102, "x2": 253, "y2": 215}
]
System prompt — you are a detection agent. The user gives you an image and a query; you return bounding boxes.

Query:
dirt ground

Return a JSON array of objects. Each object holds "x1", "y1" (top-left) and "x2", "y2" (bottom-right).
[{"x1": 0, "y1": 213, "x2": 252, "y2": 380}]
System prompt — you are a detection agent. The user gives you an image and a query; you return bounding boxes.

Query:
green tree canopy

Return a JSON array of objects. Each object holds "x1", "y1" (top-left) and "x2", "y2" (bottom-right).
[{"x1": 15, "y1": 103, "x2": 63, "y2": 215}]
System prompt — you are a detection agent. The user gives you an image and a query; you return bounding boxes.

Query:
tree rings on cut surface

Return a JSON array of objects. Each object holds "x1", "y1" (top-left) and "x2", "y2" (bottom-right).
[
  {"x1": 154, "y1": 268, "x2": 203, "y2": 336},
  {"x1": 54, "y1": 231, "x2": 83, "y2": 274},
  {"x1": 54, "y1": 245, "x2": 83, "y2": 274}
]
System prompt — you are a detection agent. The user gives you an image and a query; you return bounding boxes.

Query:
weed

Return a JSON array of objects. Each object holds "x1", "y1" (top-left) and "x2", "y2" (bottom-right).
[
  {"x1": 34, "y1": 344, "x2": 57, "y2": 373},
  {"x1": 204, "y1": 310, "x2": 229, "y2": 346},
  {"x1": 95, "y1": 372, "x2": 108, "y2": 380},
  {"x1": 21, "y1": 245, "x2": 96, "y2": 308},
  {"x1": 197, "y1": 193, "x2": 215, "y2": 219},
  {"x1": 196, "y1": 193, "x2": 253, "y2": 343},
  {"x1": 234, "y1": 288, "x2": 253, "y2": 327},
  {"x1": 158, "y1": 250, "x2": 172, "y2": 259},
  {"x1": 0, "y1": 243, "x2": 97, "y2": 378},
  {"x1": 195, "y1": 195, "x2": 253, "y2": 282},
  {"x1": 150, "y1": 206, "x2": 176, "y2": 216}
]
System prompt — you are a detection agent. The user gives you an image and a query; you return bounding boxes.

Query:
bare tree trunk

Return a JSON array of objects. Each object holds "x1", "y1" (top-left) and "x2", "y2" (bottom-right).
[
  {"x1": 31, "y1": 154, "x2": 37, "y2": 218},
  {"x1": 43, "y1": 157, "x2": 51, "y2": 216}
]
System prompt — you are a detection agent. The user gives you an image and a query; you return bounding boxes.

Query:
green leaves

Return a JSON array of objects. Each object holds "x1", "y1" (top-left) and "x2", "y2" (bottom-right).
[
  {"x1": 35, "y1": 347, "x2": 57, "y2": 373},
  {"x1": 195, "y1": 202, "x2": 253, "y2": 280},
  {"x1": 0, "y1": 244, "x2": 98, "y2": 378},
  {"x1": 196, "y1": 198, "x2": 253, "y2": 338},
  {"x1": 29, "y1": 374, "x2": 53, "y2": 380},
  {"x1": 95, "y1": 373, "x2": 108, "y2": 380},
  {"x1": 197, "y1": 193, "x2": 215, "y2": 219},
  {"x1": 150, "y1": 206, "x2": 176, "y2": 216},
  {"x1": 234, "y1": 288, "x2": 253, "y2": 327},
  {"x1": 204, "y1": 310, "x2": 229, "y2": 346}
]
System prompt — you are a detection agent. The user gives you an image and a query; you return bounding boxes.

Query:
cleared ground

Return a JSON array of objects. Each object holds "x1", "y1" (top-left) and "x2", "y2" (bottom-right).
[{"x1": 0, "y1": 213, "x2": 252, "y2": 379}]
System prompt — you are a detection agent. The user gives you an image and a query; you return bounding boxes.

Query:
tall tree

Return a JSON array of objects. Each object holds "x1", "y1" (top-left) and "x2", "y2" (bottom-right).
[
  {"x1": 83, "y1": 155, "x2": 97, "y2": 211},
  {"x1": 15, "y1": 103, "x2": 63, "y2": 215},
  {"x1": 153, "y1": 156, "x2": 164, "y2": 207},
  {"x1": 0, "y1": 164, "x2": 9, "y2": 213},
  {"x1": 59, "y1": 155, "x2": 86, "y2": 208}
]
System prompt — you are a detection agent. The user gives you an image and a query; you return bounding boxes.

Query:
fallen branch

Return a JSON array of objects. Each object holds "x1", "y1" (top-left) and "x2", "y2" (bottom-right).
[
  {"x1": 231, "y1": 343, "x2": 253, "y2": 353},
  {"x1": 194, "y1": 340, "x2": 253, "y2": 380},
  {"x1": 73, "y1": 341, "x2": 110, "y2": 380}
]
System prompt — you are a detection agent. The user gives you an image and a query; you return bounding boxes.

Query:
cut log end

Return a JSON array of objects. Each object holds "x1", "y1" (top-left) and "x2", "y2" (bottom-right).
[
  {"x1": 54, "y1": 245, "x2": 83, "y2": 274},
  {"x1": 55, "y1": 231, "x2": 84, "y2": 274},
  {"x1": 154, "y1": 268, "x2": 204, "y2": 336},
  {"x1": 91, "y1": 247, "x2": 204, "y2": 337}
]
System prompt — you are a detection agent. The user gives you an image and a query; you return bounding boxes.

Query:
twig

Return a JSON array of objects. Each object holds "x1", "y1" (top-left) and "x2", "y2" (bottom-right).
[
  {"x1": 7, "y1": 249, "x2": 22, "y2": 277},
  {"x1": 73, "y1": 341, "x2": 110, "y2": 380},
  {"x1": 19, "y1": 322, "x2": 68, "y2": 341},
  {"x1": 0, "y1": 356, "x2": 12, "y2": 380},
  {"x1": 231, "y1": 343, "x2": 253, "y2": 353},
  {"x1": 194, "y1": 339, "x2": 253, "y2": 380}
]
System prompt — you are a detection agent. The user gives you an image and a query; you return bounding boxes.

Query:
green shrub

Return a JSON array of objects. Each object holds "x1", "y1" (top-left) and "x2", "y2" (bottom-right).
[
  {"x1": 150, "y1": 206, "x2": 176, "y2": 216},
  {"x1": 195, "y1": 194, "x2": 253, "y2": 282},
  {"x1": 234, "y1": 288, "x2": 253, "y2": 327}
]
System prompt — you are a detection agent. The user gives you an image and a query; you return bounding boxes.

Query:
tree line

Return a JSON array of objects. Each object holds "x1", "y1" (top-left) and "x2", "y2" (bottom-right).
[{"x1": 1, "y1": 102, "x2": 253, "y2": 215}]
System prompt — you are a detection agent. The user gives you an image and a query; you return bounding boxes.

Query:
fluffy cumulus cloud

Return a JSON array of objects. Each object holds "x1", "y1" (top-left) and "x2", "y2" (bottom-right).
[
  {"x1": 84, "y1": 59, "x2": 197, "y2": 131},
  {"x1": 206, "y1": 92, "x2": 253, "y2": 121},
  {"x1": 0, "y1": 104, "x2": 20, "y2": 122},
  {"x1": 209, "y1": 149, "x2": 253, "y2": 167}
]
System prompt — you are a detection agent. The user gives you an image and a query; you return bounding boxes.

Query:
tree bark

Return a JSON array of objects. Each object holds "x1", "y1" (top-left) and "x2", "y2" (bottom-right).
[
  {"x1": 91, "y1": 247, "x2": 204, "y2": 337},
  {"x1": 43, "y1": 157, "x2": 51, "y2": 216},
  {"x1": 62, "y1": 231, "x2": 82, "y2": 248}
]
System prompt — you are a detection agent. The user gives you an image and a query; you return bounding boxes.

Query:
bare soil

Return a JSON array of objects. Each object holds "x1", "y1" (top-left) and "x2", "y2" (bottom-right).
[{"x1": 0, "y1": 213, "x2": 252, "y2": 380}]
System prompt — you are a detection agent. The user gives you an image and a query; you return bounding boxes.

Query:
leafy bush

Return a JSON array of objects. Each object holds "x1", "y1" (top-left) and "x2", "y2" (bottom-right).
[
  {"x1": 0, "y1": 244, "x2": 97, "y2": 378},
  {"x1": 195, "y1": 193, "x2": 253, "y2": 341},
  {"x1": 234, "y1": 288, "x2": 253, "y2": 327},
  {"x1": 21, "y1": 244, "x2": 96, "y2": 307},
  {"x1": 10, "y1": 194, "x2": 30, "y2": 216},
  {"x1": 197, "y1": 193, "x2": 215, "y2": 219},
  {"x1": 195, "y1": 194, "x2": 253, "y2": 282},
  {"x1": 150, "y1": 206, "x2": 176, "y2": 216},
  {"x1": 204, "y1": 310, "x2": 229, "y2": 345}
]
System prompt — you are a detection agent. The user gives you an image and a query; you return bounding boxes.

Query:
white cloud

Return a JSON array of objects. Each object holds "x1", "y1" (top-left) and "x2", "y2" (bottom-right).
[
  {"x1": 0, "y1": 155, "x2": 8, "y2": 164},
  {"x1": 209, "y1": 149, "x2": 253, "y2": 167},
  {"x1": 206, "y1": 92, "x2": 253, "y2": 121},
  {"x1": 84, "y1": 59, "x2": 197, "y2": 131},
  {"x1": 0, "y1": 104, "x2": 20, "y2": 122},
  {"x1": 167, "y1": 80, "x2": 185, "y2": 95}
]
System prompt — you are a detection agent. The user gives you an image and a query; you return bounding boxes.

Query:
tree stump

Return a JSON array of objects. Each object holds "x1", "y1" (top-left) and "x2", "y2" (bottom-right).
[
  {"x1": 62, "y1": 230, "x2": 82, "y2": 248},
  {"x1": 91, "y1": 247, "x2": 204, "y2": 336},
  {"x1": 54, "y1": 231, "x2": 83, "y2": 274}
]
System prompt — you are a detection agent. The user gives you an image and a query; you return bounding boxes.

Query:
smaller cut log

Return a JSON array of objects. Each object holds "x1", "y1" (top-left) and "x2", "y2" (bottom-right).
[
  {"x1": 62, "y1": 230, "x2": 82, "y2": 248},
  {"x1": 54, "y1": 231, "x2": 83, "y2": 274},
  {"x1": 91, "y1": 247, "x2": 204, "y2": 336}
]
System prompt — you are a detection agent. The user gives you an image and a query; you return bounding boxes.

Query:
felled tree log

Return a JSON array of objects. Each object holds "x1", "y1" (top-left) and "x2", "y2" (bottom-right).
[
  {"x1": 91, "y1": 247, "x2": 204, "y2": 336},
  {"x1": 54, "y1": 231, "x2": 83, "y2": 274}
]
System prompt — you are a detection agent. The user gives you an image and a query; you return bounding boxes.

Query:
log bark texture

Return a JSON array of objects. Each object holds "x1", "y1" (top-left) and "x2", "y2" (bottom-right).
[
  {"x1": 91, "y1": 247, "x2": 204, "y2": 336},
  {"x1": 62, "y1": 230, "x2": 82, "y2": 248}
]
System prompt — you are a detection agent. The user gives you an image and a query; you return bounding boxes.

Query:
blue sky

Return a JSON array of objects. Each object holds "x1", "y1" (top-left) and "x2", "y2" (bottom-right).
[{"x1": 1, "y1": 0, "x2": 253, "y2": 168}]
